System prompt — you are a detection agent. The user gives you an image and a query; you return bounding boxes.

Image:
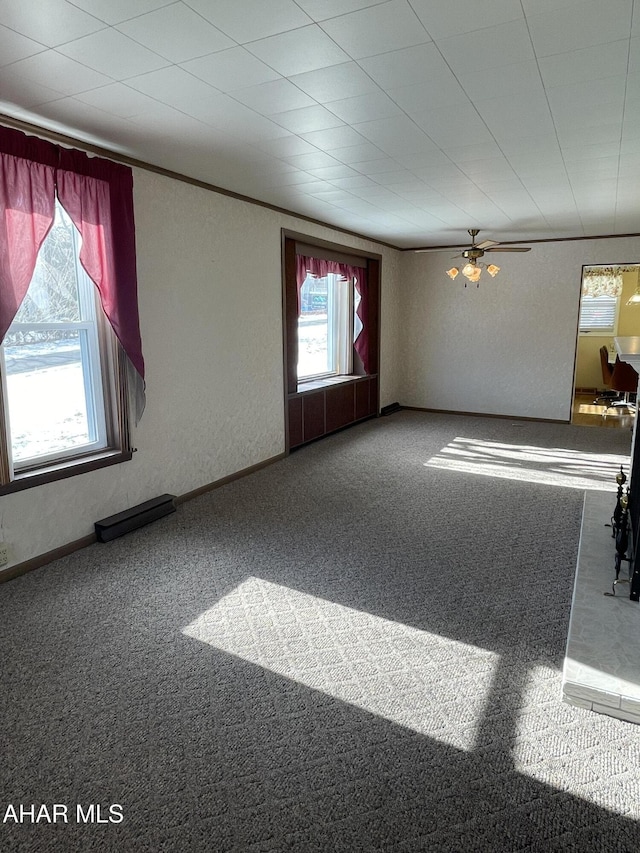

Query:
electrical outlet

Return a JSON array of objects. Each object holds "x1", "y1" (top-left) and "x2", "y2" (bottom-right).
[{"x1": 0, "y1": 543, "x2": 8, "y2": 566}]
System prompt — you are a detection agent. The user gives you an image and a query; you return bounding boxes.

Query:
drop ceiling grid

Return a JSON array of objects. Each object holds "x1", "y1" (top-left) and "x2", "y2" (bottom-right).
[{"x1": 0, "y1": 0, "x2": 636, "y2": 246}]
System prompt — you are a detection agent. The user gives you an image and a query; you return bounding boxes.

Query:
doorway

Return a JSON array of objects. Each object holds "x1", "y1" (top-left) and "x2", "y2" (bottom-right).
[{"x1": 573, "y1": 264, "x2": 640, "y2": 428}]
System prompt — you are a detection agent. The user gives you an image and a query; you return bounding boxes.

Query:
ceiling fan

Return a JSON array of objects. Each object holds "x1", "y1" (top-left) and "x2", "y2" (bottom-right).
[
  {"x1": 416, "y1": 229, "x2": 531, "y2": 285},
  {"x1": 415, "y1": 229, "x2": 532, "y2": 259}
]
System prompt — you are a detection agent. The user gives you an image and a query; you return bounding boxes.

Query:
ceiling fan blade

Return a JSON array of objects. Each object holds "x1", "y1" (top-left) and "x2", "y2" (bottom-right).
[
  {"x1": 414, "y1": 245, "x2": 467, "y2": 253},
  {"x1": 476, "y1": 240, "x2": 499, "y2": 250},
  {"x1": 485, "y1": 246, "x2": 531, "y2": 252}
]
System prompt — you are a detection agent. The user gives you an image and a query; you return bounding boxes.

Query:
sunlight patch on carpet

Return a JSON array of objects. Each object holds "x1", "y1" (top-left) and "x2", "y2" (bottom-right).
[
  {"x1": 425, "y1": 437, "x2": 628, "y2": 490},
  {"x1": 183, "y1": 577, "x2": 498, "y2": 751}
]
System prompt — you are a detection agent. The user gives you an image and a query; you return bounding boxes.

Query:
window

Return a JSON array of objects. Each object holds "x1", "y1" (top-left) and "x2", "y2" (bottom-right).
[
  {"x1": 297, "y1": 271, "x2": 354, "y2": 380},
  {"x1": 294, "y1": 253, "x2": 367, "y2": 385},
  {"x1": 579, "y1": 294, "x2": 620, "y2": 334},
  {"x1": 1, "y1": 201, "x2": 120, "y2": 472},
  {"x1": 0, "y1": 124, "x2": 144, "y2": 492}
]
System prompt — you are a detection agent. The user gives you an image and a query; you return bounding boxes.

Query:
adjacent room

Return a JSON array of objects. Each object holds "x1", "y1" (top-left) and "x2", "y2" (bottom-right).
[{"x1": 1, "y1": 1, "x2": 640, "y2": 851}]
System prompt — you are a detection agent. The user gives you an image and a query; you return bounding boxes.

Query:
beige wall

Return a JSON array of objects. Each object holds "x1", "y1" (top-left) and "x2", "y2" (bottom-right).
[
  {"x1": 574, "y1": 269, "x2": 640, "y2": 390},
  {"x1": 398, "y1": 237, "x2": 640, "y2": 420},
  {"x1": 0, "y1": 167, "x2": 402, "y2": 571}
]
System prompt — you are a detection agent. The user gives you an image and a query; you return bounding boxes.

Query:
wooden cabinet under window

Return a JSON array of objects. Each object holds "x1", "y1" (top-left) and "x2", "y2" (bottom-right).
[
  {"x1": 288, "y1": 375, "x2": 378, "y2": 449},
  {"x1": 282, "y1": 231, "x2": 381, "y2": 452}
]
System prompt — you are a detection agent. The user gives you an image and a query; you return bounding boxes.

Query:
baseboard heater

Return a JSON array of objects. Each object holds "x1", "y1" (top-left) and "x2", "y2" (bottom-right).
[
  {"x1": 95, "y1": 494, "x2": 177, "y2": 543},
  {"x1": 381, "y1": 402, "x2": 402, "y2": 416}
]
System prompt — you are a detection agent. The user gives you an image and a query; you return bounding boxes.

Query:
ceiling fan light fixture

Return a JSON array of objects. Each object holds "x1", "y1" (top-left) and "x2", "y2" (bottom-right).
[
  {"x1": 446, "y1": 267, "x2": 459, "y2": 279},
  {"x1": 486, "y1": 263, "x2": 500, "y2": 277},
  {"x1": 461, "y1": 262, "x2": 477, "y2": 279}
]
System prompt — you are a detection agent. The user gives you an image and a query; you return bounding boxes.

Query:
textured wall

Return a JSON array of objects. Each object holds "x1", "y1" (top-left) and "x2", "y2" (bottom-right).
[
  {"x1": 399, "y1": 237, "x2": 640, "y2": 420},
  {"x1": 0, "y1": 168, "x2": 400, "y2": 570}
]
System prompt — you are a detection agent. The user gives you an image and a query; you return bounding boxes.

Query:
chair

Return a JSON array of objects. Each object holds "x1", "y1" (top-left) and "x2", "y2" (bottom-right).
[
  {"x1": 594, "y1": 346, "x2": 619, "y2": 404},
  {"x1": 605, "y1": 357, "x2": 638, "y2": 412}
]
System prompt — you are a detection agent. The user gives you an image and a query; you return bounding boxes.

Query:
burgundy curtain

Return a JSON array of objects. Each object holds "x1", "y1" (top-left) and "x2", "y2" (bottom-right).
[
  {"x1": 296, "y1": 253, "x2": 369, "y2": 373},
  {"x1": 0, "y1": 125, "x2": 145, "y2": 417}
]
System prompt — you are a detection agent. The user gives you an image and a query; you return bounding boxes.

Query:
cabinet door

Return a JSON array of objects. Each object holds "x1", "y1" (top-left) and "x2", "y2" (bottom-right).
[
  {"x1": 288, "y1": 397, "x2": 303, "y2": 448},
  {"x1": 326, "y1": 384, "x2": 355, "y2": 433},
  {"x1": 303, "y1": 391, "x2": 325, "y2": 442}
]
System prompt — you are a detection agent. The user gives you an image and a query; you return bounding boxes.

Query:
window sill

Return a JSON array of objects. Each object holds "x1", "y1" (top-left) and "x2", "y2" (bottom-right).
[
  {"x1": 0, "y1": 448, "x2": 133, "y2": 495},
  {"x1": 296, "y1": 374, "x2": 371, "y2": 393}
]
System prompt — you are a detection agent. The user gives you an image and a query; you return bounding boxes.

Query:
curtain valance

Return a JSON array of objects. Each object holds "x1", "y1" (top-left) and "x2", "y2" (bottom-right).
[
  {"x1": 295, "y1": 254, "x2": 370, "y2": 374},
  {"x1": 0, "y1": 124, "x2": 144, "y2": 417}
]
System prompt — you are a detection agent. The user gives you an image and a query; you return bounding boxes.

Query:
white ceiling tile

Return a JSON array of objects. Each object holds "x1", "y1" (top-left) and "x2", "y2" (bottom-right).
[
  {"x1": 474, "y1": 93, "x2": 555, "y2": 141},
  {"x1": 300, "y1": 125, "x2": 367, "y2": 150},
  {"x1": 127, "y1": 65, "x2": 219, "y2": 104},
  {"x1": 288, "y1": 62, "x2": 379, "y2": 102},
  {"x1": 0, "y1": 25, "x2": 46, "y2": 65},
  {"x1": 0, "y1": 0, "x2": 635, "y2": 247},
  {"x1": 271, "y1": 104, "x2": 345, "y2": 134},
  {"x1": 352, "y1": 157, "x2": 406, "y2": 175},
  {"x1": 231, "y1": 80, "x2": 316, "y2": 115},
  {"x1": 358, "y1": 42, "x2": 449, "y2": 88},
  {"x1": 73, "y1": 82, "x2": 166, "y2": 117},
  {"x1": 326, "y1": 91, "x2": 403, "y2": 124},
  {"x1": 411, "y1": 0, "x2": 523, "y2": 40},
  {"x1": 307, "y1": 164, "x2": 361, "y2": 180},
  {"x1": 539, "y1": 40, "x2": 630, "y2": 89},
  {"x1": 563, "y1": 142, "x2": 622, "y2": 162},
  {"x1": 370, "y1": 169, "x2": 420, "y2": 187},
  {"x1": 116, "y1": 3, "x2": 234, "y2": 63},
  {"x1": 182, "y1": 48, "x2": 280, "y2": 92},
  {"x1": 197, "y1": 99, "x2": 286, "y2": 139},
  {"x1": 413, "y1": 103, "x2": 495, "y2": 147},
  {"x1": 328, "y1": 141, "x2": 386, "y2": 164},
  {"x1": 546, "y1": 76, "x2": 626, "y2": 117},
  {"x1": 556, "y1": 123, "x2": 623, "y2": 147},
  {"x1": 437, "y1": 20, "x2": 535, "y2": 74},
  {"x1": 628, "y1": 37, "x2": 640, "y2": 74},
  {"x1": 35, "y1": 95, "x2": 135, "y2": 138},
  {"x1": 253, "y1": 135, "x2": 318, "y2": 157},
  {"x1": 7, "y1": 50, "x2": 111, "y2": 95},
  {"x1": 456, "y1": 60, "x2": 544, "y2": 103},
  {"x1": 0, "y1": 0, "x2": 106, "y2": 47},
  {"x1": 460, "y1": 158, "x2": 518, "y2": 182},
  {"x1": 328, "y1": 174, "x2": 377, "y2": 189},
  {"x1": 351, "y1": 115, "x2": 437, "y2": 157},
  {"x1": 446, "y1": 142, "x2": 506, "y2": 164},
  {"x1": 245, "y1": 25, "x2": 350, "y2": 77},
  {"x1": 565, "y1": 158, "x2": 621, "y2": 179},
  {"x1": 185, "y1": 0, "x2": 312, "y2": 42},
  {"x1": 308, "y1": 187, "x2": 358, "y2": 202},
  {"x1": 394, "y1": 148, "x2": 452, "y2": 169},
  {"x1": 320, "y1": 0, "x2": 431, "y2": 60},
  {"x1": 388, "y1": 74, "x2": 470, "y2": 114},
  {"x1": 281, "y1": 151, "x2": 341, "y2": 170},
  {"x1": 57, "y1": 28, "x2": 169, "y2": 78},
  {"x1": 0, "y1": 68, "x2": 66, "y2": 106},
  {"x1": 295, "y1": 0, "x2": 389, "y2": 21},
  {"x1": 527, "y1": 0, "x2": 633, "y2": 57},
  {"x1": 64, "y1": 0, "x2": 176, "y2": 26}
]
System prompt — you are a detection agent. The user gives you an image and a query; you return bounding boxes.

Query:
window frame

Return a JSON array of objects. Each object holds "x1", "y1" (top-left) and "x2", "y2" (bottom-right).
[{"x1": 297, "y1": 270, "x2": 354, "y2": 382}]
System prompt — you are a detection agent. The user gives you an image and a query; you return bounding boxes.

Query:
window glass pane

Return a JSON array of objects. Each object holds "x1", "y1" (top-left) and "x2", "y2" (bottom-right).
[
  {"x1": 579, "y1": 295, "x2": 617, "y2": 332},
  {"x1": 2, "y1": 200, "x2": 108, "y2": 469},
  {"x1": 298, "y1": 273, "x2": 331, "y2": 379},
  {"x1": 4, "y1": 329, "x2": 92, "y2": 463},
  {"x1": 14, "y1": 205, "x2": 81, "y2": 324}
]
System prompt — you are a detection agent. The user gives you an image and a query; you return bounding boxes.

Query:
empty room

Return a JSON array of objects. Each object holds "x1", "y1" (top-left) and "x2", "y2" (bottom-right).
[{"x1": 1, "y1": 1, "x2": 640, "y2": 851}]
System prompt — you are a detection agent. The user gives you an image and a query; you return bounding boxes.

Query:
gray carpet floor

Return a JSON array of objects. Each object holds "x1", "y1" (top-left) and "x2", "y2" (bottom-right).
[{"x1": 1, "y1": 410, "x2": 640, "y2": 852}]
